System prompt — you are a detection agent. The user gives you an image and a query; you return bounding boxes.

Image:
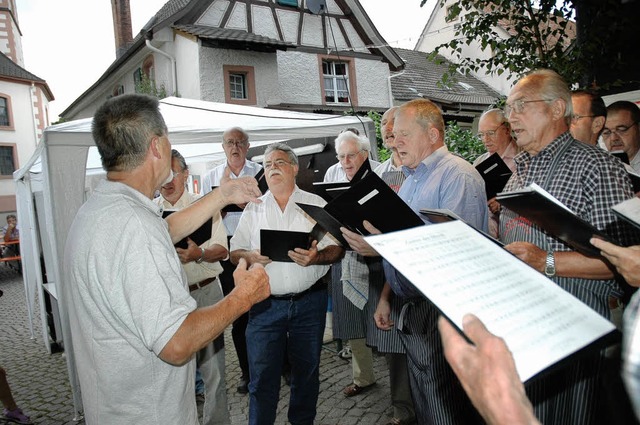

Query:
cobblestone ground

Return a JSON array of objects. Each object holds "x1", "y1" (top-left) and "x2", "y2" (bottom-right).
[{"x1": 0, "y1": 268, "x2": 395, "y2": 424}]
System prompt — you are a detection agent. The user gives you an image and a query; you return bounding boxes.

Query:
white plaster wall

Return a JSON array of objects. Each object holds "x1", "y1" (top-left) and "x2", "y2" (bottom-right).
[
  {"x1": 276, "y1": 51, "x2": 321, "y2": 105},
  {"x1": 252, "y1": 5, "x2": 279, "y2": 40},
  {"x1": 325, "y1": 17, "x2": 348, "y2": 50},
  {"x1": 0, "y1": 81, "x2": 40, "y2": 196},
  {"x1": 197, "y1": 0, "x2": 228, "y2": 27},
  {"x1": 227, "y1": 2, "x2": 247, "y2": 30},
  {"x1": 301, "y1": 14, "x2": 324, "y2": 48},
  {"x1": 199, "y1": 48, "x2": 280, "y2": 107},
  {"x1": 174, "y1": 34, "x2": 201, "y2": 99},
  {"x1": 415, "y1": 0, "x2": 515, "y2": 95},
  {"x1": 276, "y1": 9, "x2": 299, "y2": 44},
  {"x1": 341, "y1": 20, "x2": 368, "y2": 54},
  {"x1": 354, "y1": 58, "x2": 389, "y2": 108}
]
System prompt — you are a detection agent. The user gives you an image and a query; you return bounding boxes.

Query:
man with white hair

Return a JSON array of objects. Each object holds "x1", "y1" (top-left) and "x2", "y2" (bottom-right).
[{"x1": 323, "y1": 130, "x2": 380, "y2": 182}]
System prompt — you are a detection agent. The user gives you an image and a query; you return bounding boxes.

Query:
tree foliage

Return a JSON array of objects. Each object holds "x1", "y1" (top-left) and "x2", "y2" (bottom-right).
[{"x1": 423, "y1": 0, "x2": 639, "y2": 92}]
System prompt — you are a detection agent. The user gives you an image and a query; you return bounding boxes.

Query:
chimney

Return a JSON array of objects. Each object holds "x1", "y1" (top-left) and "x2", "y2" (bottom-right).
[{"x1": 111, "y1": 0, "x2": 134, "y2": 59}]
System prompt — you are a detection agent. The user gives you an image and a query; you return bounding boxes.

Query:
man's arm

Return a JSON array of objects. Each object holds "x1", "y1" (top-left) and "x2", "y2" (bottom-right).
[
  {"x1": 165, "y1": 173, "x2": 260, "y2": 244},
  {"x1": 176, "y1": 240, "x2": 227, "y2": 264},
  {"x1": 439, "y1": 314, "x2": 540, "y2": 425},
  {"x1": 591, "y1": 238, "x2": 640, "y2": 286},
  {"x1": 159, "y1": 259, "x2": 269, "y2": 365},
  {"x1": 506, "y1": 241, "x2": 615, "y2": 279},
  {"x1": 340, "y1": 220, "x2": 382, "y2": 257},
  {"x1": 230, "y1": 249, "x2": 272, "y2": 267}
]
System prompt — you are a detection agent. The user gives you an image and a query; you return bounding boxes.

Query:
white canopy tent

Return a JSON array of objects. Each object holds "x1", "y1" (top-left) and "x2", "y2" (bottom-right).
[{"x1": 13, "y1": 96, "x2": 375, "y2": 419}]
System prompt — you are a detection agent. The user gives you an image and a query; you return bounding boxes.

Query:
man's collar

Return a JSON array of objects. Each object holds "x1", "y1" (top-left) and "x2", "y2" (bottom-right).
[{"x1": 402, "y1": 145, "x2": 448, "y2": 176}]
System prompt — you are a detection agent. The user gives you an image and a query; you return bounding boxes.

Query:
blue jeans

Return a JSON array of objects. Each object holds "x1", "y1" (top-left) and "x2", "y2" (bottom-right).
[{"x1": 246, "y1": 288, "x2": 327, "y2": 425}]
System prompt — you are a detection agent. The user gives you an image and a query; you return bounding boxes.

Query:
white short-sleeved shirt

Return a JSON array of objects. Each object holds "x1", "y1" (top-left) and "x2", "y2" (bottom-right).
[
  {"x1": 201, "y1": 160, "x2": 263, "y2": 235},
  {"x1": 64, "y1": 180, "x2": 198, "y2": 425},
  {"x1": 231, "y1": 186, "x2": 335, "y2": 295}
]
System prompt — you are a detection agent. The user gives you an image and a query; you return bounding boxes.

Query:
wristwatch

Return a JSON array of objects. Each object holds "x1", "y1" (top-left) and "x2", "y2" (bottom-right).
[
  {"x1": 195, "y1": 247, "x2": 206, "y2": 264},
  {"x1": 544, "y1": 250, "x2": 556, "y2": 277}
]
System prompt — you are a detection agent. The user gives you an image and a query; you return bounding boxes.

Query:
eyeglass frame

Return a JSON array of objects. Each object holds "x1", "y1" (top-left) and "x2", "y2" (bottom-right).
[
  {"x1": 170, "y1": 170, "x2": 185, "y2": 180},
  {"x1": 601, "y1": 123, "x2": 638, "y2": 140},
  {"x1": 504, "y1": 99, "x2": 552, "y2": 118},
  {"x1": 223, "y1": 139, "x2": 249, "y2": 148},
  {"x1": 263, "y1": 159, "x2": 293, "y2": 169},
  {"x1": 336, "y1": 149, "x2": 365, "y2": 161},
  {"x1": 571, "y1": 114, "x2": 596, "y2": 123},
  {"x1": 477, "y1": 122, "x2": 506, "y2": 139}
]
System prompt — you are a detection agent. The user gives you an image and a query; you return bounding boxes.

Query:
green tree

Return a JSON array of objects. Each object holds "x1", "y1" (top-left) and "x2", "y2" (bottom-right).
[
  {"x1": 135, "y1": 73, "x2": 169, "y2": 99},
  {"x1": 423, "y1": 0, "x2": 639, "y2": 92},
  {"x1": 367, "y1": 111, "x2": 391, "y2": 162},
  {"x1": 444, "y1": 121, "x2": 485, "y2": 164}
]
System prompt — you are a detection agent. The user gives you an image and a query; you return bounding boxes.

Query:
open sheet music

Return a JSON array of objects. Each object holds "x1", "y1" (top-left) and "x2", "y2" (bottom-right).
[{"x1": 364, "y1": 221, "x2": 616, "y2": 382}]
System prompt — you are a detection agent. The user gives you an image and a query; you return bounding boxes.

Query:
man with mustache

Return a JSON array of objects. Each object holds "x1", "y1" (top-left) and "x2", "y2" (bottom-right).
[
  {"x1": 231, "y1": 143, "x2": 344, "y2": 425},
  {"x1": 603, "y1": 101, "x2": 640, "y2": 173}
]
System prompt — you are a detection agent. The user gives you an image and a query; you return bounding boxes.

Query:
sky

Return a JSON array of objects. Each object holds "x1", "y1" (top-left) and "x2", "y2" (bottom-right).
[{"x1": 15, "y1": 0, "x2": 437, "y2": 122}]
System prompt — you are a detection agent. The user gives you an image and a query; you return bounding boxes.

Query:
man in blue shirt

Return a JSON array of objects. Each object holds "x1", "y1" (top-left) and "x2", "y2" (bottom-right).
[{"x1": 342, "y1": 99, "x2": 488, "y2": 424}]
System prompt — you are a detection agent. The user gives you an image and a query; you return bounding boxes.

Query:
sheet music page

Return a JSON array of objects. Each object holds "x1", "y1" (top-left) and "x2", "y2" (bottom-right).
[
  {"x1": 613, "y1": 196, "x2": 640, "y2": 226},
  {"x1": 365, "y1": 221, "x2": 615, "y2": 381}
]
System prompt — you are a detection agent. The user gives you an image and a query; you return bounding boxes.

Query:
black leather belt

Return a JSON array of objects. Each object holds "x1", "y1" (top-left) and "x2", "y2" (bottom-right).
[
  {"x1": 189, "y1": 277, "x2": 216, "y2": 292},
  {"x1": 270, "y1": 279, "x2": 326, "y2": 301}
]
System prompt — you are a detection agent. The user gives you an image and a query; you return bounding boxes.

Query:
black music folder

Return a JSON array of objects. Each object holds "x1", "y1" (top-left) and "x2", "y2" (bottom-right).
[
  {"x1": 475, "y1": 153, "x2": 513, "y2": 199},
  {"x1": 312, "y1": 160, "x2": 373, "y2": 202},
  {"x1": 296, "y1": 203, "x2": 349, "y2": 247},
  {"x1": 162, "y1": 210, "x2": 213, "y2": 250},
  {"x1": 301, "y1": 172, "x2": 423, "y2": 244},
  {"x1": 496, "y1": 183, "x2": 614, "y2": 257},
  {"x1": 260, "y1": 229, "x2": 311, "y2": 262}
]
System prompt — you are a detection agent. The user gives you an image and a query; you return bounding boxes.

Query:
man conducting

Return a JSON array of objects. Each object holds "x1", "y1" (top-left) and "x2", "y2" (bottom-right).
[
  {"x1": 63, "y1": 94, "x2": 270, "y2": 425},
  {"x1": 201, "y1": 126, "x2": 263, "y2": 393},
  {"x1": 231, "y1": 143, "x2": 344, "y2": 425},
  {"x1": 156, "y1": 149, "x2": 230, "y2": 424}
]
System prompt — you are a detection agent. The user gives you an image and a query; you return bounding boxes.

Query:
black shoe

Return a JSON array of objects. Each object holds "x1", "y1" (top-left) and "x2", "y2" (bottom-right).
[{"x1": 237, "y1": 378, "x2": 249, "y2": 394}]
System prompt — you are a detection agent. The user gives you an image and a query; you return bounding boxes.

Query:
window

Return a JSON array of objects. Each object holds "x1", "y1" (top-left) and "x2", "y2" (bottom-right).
[
  {"x1": 0, "y1": 145, "x2": 16, "y2": 177},
  {"x1": 133, "y1": 68, "x2": 143, "y2": 92},
  {"x1": 229, "y1": 73, "x2": 247, "y2": 100},
  {"x1": 322, "y1": 60, "x2": 350, "y2": 104},
  {"x1": 112, "y1": 85, "x2": 125, "y2": 97},
  {"x1": 223, "y1": 65, "x2": 256, "y2": 105},
  {"x1": 0, "y1": 97, "x2": 11, "y2": 128},
  {"x1": 277, "y1": 0, "x2": 298, "y2": 6}
]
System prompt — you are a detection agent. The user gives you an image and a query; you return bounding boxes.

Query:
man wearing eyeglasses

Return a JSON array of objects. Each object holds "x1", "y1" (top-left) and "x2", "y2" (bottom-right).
[
  {"x1": 201, "y1": 126, "x2": 263, "y2": 394},
  {"x1": 500, "y1": 70, "x2": 638, "y2": 424},
  {"x1": 603, "y1": 101, "x2": 640, "y2": 173},
  {"x1": 157, "y1": 149, "x2": 230, "y2": 425},
  {"x1": 570, "y1": 90, "x2": 607, "y2": 147},
  {"x1": 231, "y1": 143, "x2": 344, "y2": 425},
  {"x1": 323, "y1": 130, "x2": 380, "y2": 182},
  {"x1": 473, "y1": 109, "x2": 518, "y2": 238}
]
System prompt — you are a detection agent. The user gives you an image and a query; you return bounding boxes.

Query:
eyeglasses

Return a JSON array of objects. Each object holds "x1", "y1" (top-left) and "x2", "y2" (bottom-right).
[
  {"x1": 504, "y1": 99, "x2": 550, "y2": 118},
  {"x1": 224, "y1": 140, "x2": 248, "y2": 148},
  {"x1": 601, "y1": 123, "x2": 637, "y2": 139},
  {"x1": 264, "y1": 159, "x2": 292, "y2": 169},
  {"x1": 337, "y1": 150, "x2": 364, "y2": 161},
  {"x1": 571, "y1": 114, "x2": 596, "y2": 123},
  {"x1": 477, "y1": 123, "x2": 505, "y2": 139},
  {"x1": 170, "y1": 170, "x2": 183, "y2": 179}
]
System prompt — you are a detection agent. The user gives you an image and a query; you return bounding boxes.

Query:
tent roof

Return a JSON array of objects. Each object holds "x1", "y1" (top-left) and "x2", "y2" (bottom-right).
[{"x1": 48, "y1": 97, "x2": 371, "y2": 146}]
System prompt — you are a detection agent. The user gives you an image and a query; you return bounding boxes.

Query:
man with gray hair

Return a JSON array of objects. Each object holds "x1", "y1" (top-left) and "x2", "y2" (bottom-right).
[
  {"x1": 63, "y1": 94, "x2": 269, "y2": 425},
  {"x1": 500, "y1": 69, "x2": 637, "y2": 424},
  {"x1": 231, "y1": 143, "x2": 344, "y2": 425},
  {"x1": 201, "y1": 126, "x2": 263, "y2": 393},
  {"x1": 324, "y1": 130, "x2": 380, "y2": 182},
  {"x1": 473, "y1": 108, "x2": 518, "y2": 238}
]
